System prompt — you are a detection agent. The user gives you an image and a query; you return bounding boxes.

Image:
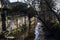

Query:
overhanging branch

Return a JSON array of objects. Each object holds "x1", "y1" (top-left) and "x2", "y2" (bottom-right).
[{"x1": 44, "y1": 0, "x2": 60, "y2": 22}]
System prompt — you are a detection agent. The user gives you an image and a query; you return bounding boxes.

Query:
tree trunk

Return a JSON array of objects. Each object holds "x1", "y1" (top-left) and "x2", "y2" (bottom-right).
[
  {"x1": 1, "y1": 11, "x2": 6, "y2": 31},
  {"x1": 28, "y1": 15, "x2": 31, "y2": 34}
]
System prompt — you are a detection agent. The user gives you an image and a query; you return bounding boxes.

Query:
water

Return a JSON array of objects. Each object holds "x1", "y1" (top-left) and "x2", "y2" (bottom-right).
[{"x1": 34, "y1": 21, "x2": 45, "y2": 40}]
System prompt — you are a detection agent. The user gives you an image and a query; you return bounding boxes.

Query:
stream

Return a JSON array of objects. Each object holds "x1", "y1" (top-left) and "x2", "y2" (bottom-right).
[{"x1": 34, "y1": 21, "x2": 45, "y2": 40}]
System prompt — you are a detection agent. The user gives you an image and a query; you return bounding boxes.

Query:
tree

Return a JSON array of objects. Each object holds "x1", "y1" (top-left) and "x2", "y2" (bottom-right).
[{"x1": 40, "y1": 0, "x2": 60, "y2": 40}]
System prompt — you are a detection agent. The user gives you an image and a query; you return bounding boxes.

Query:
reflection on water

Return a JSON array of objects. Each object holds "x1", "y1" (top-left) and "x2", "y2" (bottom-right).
[{"x1": 34, "y1": 21, "x2": 45, "y2": 40}]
